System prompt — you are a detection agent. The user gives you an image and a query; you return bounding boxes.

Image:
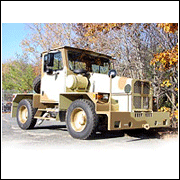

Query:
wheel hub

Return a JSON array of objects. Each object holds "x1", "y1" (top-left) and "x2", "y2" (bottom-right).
[
  {"x1": 19, "y1": 105, "x2": 28, "y2": 124},
  {"x1": 71, "y1": 108, "x2": 87, "y2": 132}
]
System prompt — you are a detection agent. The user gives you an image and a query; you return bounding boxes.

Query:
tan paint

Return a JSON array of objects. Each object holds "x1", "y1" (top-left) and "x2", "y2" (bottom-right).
[
  {"x1": 108, "y1": 111, "x2": 170, "y2": 131},
  {"x1": 118, "y1": 77, "x2": 128, "y2": 90},
  {"x1": 70, "y1": 107, "x2": 87, "y2": 132},
  {"x1": 40, "y1": 93, "x2": 57, "y2": 103},
  {"x1": 66, "y1": 74, "x2": 88, "y2": 91},
  {"x1": 63, "y1": 49, "x2": 68, "y2": 68},
  {"x1": 59, "y1": 92, "x2": 96, "y2": 111},
  {"x1": 59, "y1": 92, "x2": 119, "y2": 112},
  {"x1": 66, "y1": 69, "x2": 76, "y2": 92},
  {"x1": 41, "y1": 46, "x2": 112, "y2": 60},
  {"x1": 33, "y1": 94, "x2": 47, "y2": 109},
  {"x1": 11, "y1": 94, "x2": 33, "y2": 118},
  {"x1": 19, "y1": 105, "x2": 28, "y2": 124}
]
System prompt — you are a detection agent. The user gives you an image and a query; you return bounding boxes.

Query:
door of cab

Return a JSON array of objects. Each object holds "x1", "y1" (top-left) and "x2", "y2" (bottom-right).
[{"x1": 40, "y1": 50, "x2": 66, "y2": 103}]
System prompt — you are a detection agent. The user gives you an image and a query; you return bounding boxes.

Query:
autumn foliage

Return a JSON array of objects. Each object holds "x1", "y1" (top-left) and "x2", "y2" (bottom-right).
[
  {"x1": 151, "y1": 44, "x2": 178, "y2": 71},
  {"x1": 81, "y1": 23, "x2": 132, "y2": 36},
  {"x1": 151, "y1": 23, "x2": 178, "y2": 124},
  {"x1": 157, "y1": 23, "x2": 178, "y2": 34}
]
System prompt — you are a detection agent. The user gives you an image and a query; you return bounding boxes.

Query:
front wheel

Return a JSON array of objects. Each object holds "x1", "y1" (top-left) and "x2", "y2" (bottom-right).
[
  {"x1": 17, "y1": 99, "x2": 37, "y2": 129},
  {"x1": 66, "y1": 99, "x2": 98, "y2": 140}
]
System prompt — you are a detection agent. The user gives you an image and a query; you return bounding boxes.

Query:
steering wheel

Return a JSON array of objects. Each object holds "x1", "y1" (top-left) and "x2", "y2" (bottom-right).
[{"x1": 73, "y1": 69, "x2": 87, "y2": 74}]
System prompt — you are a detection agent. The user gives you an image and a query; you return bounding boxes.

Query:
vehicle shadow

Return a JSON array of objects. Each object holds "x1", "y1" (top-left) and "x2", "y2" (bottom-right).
[
  {"x1": 32, "y1": 125, "x2": 172, "y2": 140},
  {"x1": 91, "y1": 129, "x2": 161, "y2": 140},
  {"x1": 124, "y1": 129, "x2": 161, "y2": 142},
  {"x1": 90, "y1": 130, "x2": 125, "y2": 140},
  {"x1": 34, "y1": 125, "x2": 67, "y2": 131}
]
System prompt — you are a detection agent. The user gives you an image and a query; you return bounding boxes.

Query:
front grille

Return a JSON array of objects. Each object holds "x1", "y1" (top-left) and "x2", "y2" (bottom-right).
[
  {"x1": 133, "y1": 81, "x2": 150, "y2": 110},
  {"x1": 134, "y1": 96, "x2": 141, "y2": 109},
  {"x1": 135, "y1": 112, "x2": 143, "y2": 117},
  {"x1": 145, "y1": 112, "x2": 152, "y2": 117},
  {"x1": 134, "y1": 81, "x2": 141, "y2": 93},
  {"x1": 143, "y1": 82, "x2": 150, "y2": 94},
  {"x1": 143, "y1": 97, "x2": 149, "y2": 109}
]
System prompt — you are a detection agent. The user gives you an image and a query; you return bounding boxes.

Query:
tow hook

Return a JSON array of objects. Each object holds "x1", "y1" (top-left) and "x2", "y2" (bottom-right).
[{"x1": 142, "y1": 124, "x2": 150, "y2": 130}]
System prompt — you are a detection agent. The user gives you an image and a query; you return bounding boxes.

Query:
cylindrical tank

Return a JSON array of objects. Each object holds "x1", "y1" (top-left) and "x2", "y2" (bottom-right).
[{"x1": 66, "y1": 74, "x2": 88, "y2": 90}]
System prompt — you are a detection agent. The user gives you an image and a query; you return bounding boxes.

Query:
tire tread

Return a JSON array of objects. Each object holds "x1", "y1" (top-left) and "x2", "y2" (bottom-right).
[
  {"x1": 17, "y1": 99, "x2": 37, "y2": 129},
  {"x1": 66, "y1": 99, "x2": 98, "y2": 140}
]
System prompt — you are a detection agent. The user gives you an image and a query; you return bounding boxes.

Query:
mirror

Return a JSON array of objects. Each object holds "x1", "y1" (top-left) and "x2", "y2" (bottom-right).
[
  {"x1": 47, "y1": 53, "x2": 54, "y2": 66},
  {"x1": 44, "y1": 53, "x2": 54, "y2": 75},
  {"x1": 46, "y1": 68, "x2": 53, "y2": 75}
]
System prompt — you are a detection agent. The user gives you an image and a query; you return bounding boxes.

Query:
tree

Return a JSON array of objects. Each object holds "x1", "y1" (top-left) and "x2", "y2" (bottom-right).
[
  {"x1": 2, "y1": 55, "x2": 36, "y2": 92},
  {"x1": 73, "y1": 23, "x2": 178, "y2": 79},
  {"x1": 150, "y1": 23, "x2": 178, "y2": 125}
]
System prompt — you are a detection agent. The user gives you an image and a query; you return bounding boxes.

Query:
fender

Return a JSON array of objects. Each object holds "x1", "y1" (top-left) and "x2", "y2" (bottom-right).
[
  {"x1": 11, "y1": 94, "x2": 33, "y2": 118},
  {"x1": 59, "y1": 92, "x2": 96, "y2": 111}
]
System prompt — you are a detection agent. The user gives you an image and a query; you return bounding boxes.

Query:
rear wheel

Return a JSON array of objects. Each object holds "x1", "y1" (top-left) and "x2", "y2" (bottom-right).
[
  {"x1": 17, "y1": 99, "x2": 37, "y2": 129},
  {"x1": 66, "y1": 99, "x2": 98, "y2": 140}
]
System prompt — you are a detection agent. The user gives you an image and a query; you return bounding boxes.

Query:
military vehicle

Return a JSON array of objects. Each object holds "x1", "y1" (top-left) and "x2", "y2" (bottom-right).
[{"x1": 12, "y1": 46, "x2": 170, "y2": 139}]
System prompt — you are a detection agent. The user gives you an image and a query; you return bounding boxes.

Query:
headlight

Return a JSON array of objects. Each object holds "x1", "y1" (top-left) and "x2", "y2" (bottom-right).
[
  {"x1": 95, "y1": 93, "x2": 109, "y2": 101},
  {"x1": 102, "y1": 94, "x2": 109, "y2": 100}
]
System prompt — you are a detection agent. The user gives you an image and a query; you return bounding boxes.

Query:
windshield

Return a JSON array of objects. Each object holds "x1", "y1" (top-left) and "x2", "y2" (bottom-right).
[{"x1": 68, "y1": 50, "x2": 112, "y2": 74}]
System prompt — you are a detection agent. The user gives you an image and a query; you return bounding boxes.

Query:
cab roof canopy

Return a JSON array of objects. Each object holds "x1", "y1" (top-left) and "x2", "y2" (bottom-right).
[{"x1": 41, "y1": 46, "x2": 113, "y2": 60}]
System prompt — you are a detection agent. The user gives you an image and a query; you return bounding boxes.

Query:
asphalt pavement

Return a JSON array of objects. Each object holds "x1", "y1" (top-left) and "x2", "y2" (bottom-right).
[
  {"x1": 2, "y1": 113, "x2": 178, "y2": 148},
  {"x1": 1, "y1": 113, "x2": 179, "y2": 179}
]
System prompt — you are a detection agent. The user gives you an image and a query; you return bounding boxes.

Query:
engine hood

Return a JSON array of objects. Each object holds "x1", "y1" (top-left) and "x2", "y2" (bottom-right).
[{"x1": 88, "y1": 73, "x2": 133, "y2": 94}]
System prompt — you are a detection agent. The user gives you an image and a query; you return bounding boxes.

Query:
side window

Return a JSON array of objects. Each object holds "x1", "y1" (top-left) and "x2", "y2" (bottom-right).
[
  {"x1": 52, "y1": 52, "x2": 63, "y2": 71},
  {"x1": 92, "y1": 65, "x2": 99, "y2": 73},
  {"x1": 100, "y1": 62, "x2": 109, "y2": 74},
  {"x1": 69, "y1": 60, "x2": 74, "y2": 71},
  {"x1": 44, "y1": 52, "x2": 63, "y2": 72}
]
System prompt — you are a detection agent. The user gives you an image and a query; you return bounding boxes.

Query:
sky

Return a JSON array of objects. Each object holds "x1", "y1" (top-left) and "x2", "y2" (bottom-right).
[
  {"x1": 2, "y1": 23, "x2": 29, "y2": 62},
  {"x1": 1, "y1": 1, "x2": 178, "y2": 64}
]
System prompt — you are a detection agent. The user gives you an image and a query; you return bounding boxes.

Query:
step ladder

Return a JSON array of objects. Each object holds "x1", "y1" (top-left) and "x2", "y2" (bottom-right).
[{"x1": 34, "y1": 108, "x2": 59, "y2": 121}]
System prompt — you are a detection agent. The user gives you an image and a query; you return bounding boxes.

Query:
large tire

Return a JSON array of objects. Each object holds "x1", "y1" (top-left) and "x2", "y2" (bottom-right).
[
  {"x1": 17, "y1": 99, "x2": 37, "y2": 129},
  {"x1": 66, "y1": 99, "x2": 98, "y2": 140},
  {"x1": 33, "y1": 75, "x2": 41, "y2": 94}
]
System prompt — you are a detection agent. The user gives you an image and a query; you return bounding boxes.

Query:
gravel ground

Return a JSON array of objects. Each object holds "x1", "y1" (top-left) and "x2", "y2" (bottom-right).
[{"x1": 1, "y1": 113, "x2": 179, "y2": 179}]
